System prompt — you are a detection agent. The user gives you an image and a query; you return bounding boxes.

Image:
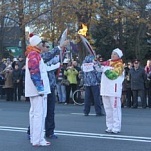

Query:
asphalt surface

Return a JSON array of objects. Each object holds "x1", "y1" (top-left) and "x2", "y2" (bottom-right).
[{"x1": 0, "y1": 100, "x2": 151, "y2": 151}]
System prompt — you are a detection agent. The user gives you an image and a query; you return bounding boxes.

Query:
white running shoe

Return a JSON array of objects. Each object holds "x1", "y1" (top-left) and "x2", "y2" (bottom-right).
[
  {"x1": 112, "y1": 130, "x2": 120, "y2": 134},
  {"x1": 105, "y1": 128, "x2": 112, "y2": 133},
  {"x1": 33, "y1": 140, "x2": 51, "y2": 147}
]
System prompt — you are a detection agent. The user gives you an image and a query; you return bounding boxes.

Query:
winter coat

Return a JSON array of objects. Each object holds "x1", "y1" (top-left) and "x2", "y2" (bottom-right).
[
  {"x1": 2, "y1": 68, "x2": 13, "y2": 88},
  {"x1": 64, "y1": 68, "x2": 78, "y2": 84},
  {"x1": 100, "y1": 59, "x2": 124, "y2": 97},
  {"x1": 81, "y1": 55, "x2": 101, "y2": 86},
  {"x1": 41, "y1": 48, "x2": 61, "y2": 89},
  {"x1": 40, "y1": 46, "x2": 60, "y2": 65},
  {"x1": 124, "y1": 67, "x2": 131, "y2": 89},
  {"x1": 17, "y1": 60, "x2": 25, "y2": 69},
  {"x1": 25, "y1": 48, "x2": 50, "y2": 97},
  {"x1": 129, "y1": 66, "x2": 147, "y2": 90},
  {"x1": 12, "y1": 69, "x2": 22, "y2": 83},
  {"x1": 144, "y1": 65, "x2": 151, "y2": 88}
]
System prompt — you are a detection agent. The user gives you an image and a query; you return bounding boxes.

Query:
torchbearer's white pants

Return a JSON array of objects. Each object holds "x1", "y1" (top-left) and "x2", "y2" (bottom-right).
[
  {"x1": 102, "y1": 96, "x2": 122, "y2": 132},
  {"x1": 29, "y1": 95, "x2": 47, "y2": 145}
]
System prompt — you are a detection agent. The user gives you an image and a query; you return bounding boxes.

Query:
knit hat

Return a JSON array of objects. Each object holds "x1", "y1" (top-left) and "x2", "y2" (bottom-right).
[
  {"x1": 113, "y1": 48, "x2": 123, "y2": 58},
  {"x1": 29, "y1": 35, "x2": 41, "y2": 46}
]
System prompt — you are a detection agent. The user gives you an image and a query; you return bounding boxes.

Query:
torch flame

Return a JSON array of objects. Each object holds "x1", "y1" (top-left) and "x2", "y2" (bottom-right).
[{"x1": 78, "y1": 24, "x2": 88, "y2": 36}]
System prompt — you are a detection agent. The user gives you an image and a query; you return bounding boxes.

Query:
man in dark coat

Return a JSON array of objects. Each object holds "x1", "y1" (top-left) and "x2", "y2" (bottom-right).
[{"x1": 129, "y1": 59, "x2": 147, "y2": 108}]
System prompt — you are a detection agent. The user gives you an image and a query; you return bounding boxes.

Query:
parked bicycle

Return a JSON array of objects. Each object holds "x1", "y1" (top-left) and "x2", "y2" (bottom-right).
[{"x1": 72, "y1": 86, "x2": 85, "y2": 105}]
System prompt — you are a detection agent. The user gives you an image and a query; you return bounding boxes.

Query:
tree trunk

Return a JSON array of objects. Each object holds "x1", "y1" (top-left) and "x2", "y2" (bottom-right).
[
  {"x1": 77, "y1": 41, "x2": 88, "y2": 64},
  {"x1": 0, "y1": 18, "x2": 4, "y2": 58},
  {"x1": 20, "y1": 25, "x2": 26, "y2": 54},
  {"x1": 0, "y1": 0, "x2": 5, "y2": 58},
  {"x1": 18, "y1": 0, "x2": 26, "y2": 55},
  {"x1": 134, "y1": 3, "x2": 147, "y2": 59},
  {"x1": 118, "y1": 0, "x2": 124, "y2": 55}
]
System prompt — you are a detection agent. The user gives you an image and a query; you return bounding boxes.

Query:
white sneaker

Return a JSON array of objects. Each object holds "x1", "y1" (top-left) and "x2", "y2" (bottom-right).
[
  {"x1": 112, "y1": 130, "x2": 120, "y2": 134},
  {"x1": 40, "y1": 140, "x2": 51, "y2": 146},
  {"x1": 105, "y1": 128, "x2": 112, "y2": 133},
  {"x1": 33, "y1": 140, "x2": 51, "y2": 147}
]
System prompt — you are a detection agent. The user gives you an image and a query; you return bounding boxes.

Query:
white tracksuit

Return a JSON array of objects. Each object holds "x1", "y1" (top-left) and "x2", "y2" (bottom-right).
[
  {"x1": 25, "y1": 56, "x2": 50, "y2": 145},
  {"x1": 100, "y1": 65, "x2": 124, "y2": 132}
]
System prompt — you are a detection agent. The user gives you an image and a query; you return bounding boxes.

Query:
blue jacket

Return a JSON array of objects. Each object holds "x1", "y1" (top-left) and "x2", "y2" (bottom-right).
[
  {"x1": 82, "y1": 55, "x2": 101, "y2": 86},
  {"x1": 41, "y1": 46, "x2": 60, "y2": 89},
  {"x1": 41, "y1": 46, "x2": 60, "y2": 65}
]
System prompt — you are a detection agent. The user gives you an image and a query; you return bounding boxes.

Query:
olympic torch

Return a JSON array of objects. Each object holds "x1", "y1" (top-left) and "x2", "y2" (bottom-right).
[{"x1": 78, "y1": 24, "x2": 96, "y2": 57}]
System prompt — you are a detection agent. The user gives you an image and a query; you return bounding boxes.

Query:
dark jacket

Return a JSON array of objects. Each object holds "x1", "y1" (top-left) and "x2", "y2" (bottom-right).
[
  {"x1": 12, "y1": 69, "x2": 22, "y2": 83},
  {"x1": 129, "y1": 66, "x2": 147, "y2": 90},
  {"x1": 17, "y1": 60, "x2": 25, "y2": 69},
  {"x1": 124, "y1": 66, "x2": 131, "y2": 89}
]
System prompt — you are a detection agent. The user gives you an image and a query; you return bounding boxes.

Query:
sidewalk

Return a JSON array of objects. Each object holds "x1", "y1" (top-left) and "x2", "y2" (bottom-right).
[{"x1": 0, "y1": 95, "x2": 29, "y2": 102}]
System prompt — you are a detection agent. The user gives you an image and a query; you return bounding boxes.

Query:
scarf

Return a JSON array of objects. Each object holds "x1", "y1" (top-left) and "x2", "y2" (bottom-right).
[
  {"x1": 25, "y1": 45, "x2": 41, "y2": 56},
  {"x1": 104, "y1": 59, "x2": 124, "y2": 80}
]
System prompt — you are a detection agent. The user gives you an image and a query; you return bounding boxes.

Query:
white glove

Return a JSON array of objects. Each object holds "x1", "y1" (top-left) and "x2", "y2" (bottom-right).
[{"x1": 46, "y1": 62, "x2": 60, "y2": 71}]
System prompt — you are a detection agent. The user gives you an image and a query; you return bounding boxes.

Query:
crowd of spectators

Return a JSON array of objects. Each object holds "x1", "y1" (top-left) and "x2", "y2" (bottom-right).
[
  {"x1": 0, "y1": 55, "x2": 26, "y2": 101},
  {"x1": 122, "y1": 59, "x2": 151, "y2": 109}
]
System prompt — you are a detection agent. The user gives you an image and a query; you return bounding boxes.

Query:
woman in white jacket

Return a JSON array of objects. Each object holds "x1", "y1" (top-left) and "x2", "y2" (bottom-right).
[{"x1": 100, "y1": 48, "x2": 124, "y2": 134}]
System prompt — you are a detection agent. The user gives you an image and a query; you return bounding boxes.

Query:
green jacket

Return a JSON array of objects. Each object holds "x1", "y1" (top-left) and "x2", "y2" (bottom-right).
[{"x1": 64, "y1": 67, "x2": 78, "y2": 84}]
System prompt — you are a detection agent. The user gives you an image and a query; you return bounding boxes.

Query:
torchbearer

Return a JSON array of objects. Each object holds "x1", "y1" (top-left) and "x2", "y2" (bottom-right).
[
  {"x1": 25, "y1": 35, "x2": 51, "y2": 146},
  {"x1": 100, "y1": 48, "x2": 124, "y2": 134}
]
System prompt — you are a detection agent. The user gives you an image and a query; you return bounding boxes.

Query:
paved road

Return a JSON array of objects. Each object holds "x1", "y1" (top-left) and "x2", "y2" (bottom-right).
[{"x1": 0, "y1": 100, "x2": 151, "y2": 151}]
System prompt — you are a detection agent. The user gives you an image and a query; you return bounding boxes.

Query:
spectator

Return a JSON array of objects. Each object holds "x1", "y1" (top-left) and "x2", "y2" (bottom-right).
[
  {"x1": 12, "y1": 64, "x2": 22, "y2": 101},
  {"x1": 6, "y1": 58, "x2": 12, "y2": 67},
  {"x1": 0, "y1": 73, "x2": 5, "y2": 98},
  {"x1": 12, "y1": 58, "x2": 18, "y2": 69},
  {"x1": 125, "y1": 62, "x2": 133, "y2": 108},
  {"x1": 56, "y1": 60, "x2": 68, "y2": 103},
  {"x1": 22, "y1": 65, "x2": 29, "y2": 101},
  {"x1": 64, "y1": 61, "x2": 78, "y2": 104},
  {"x1": 0, "y1": 58, "x2": 7, "y2": 98},
  {"x1": 121, "y1": 63, "x2": 127, "y2": 108},
  {"x1": 17, "y1": 55, "x2": 25, "y2": 97},
  {"x1": 0, "y1": 58, "x2": 7, "y2": 71},
  {"x1": 17, "y1": 55, "x2": 25, "y2": 69},
  {"x1": 2, "y1": 65, "x2": 14, "y2": 101},
  {"x1": 72, "y1": 60, "x2": 81, "y2": 85},
  {"x1": 129, "y1": 59, "x2": 147, "y2": 109},
  {"x1": 144, "y1": 59, "x2": 151, "y2": 108}
]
